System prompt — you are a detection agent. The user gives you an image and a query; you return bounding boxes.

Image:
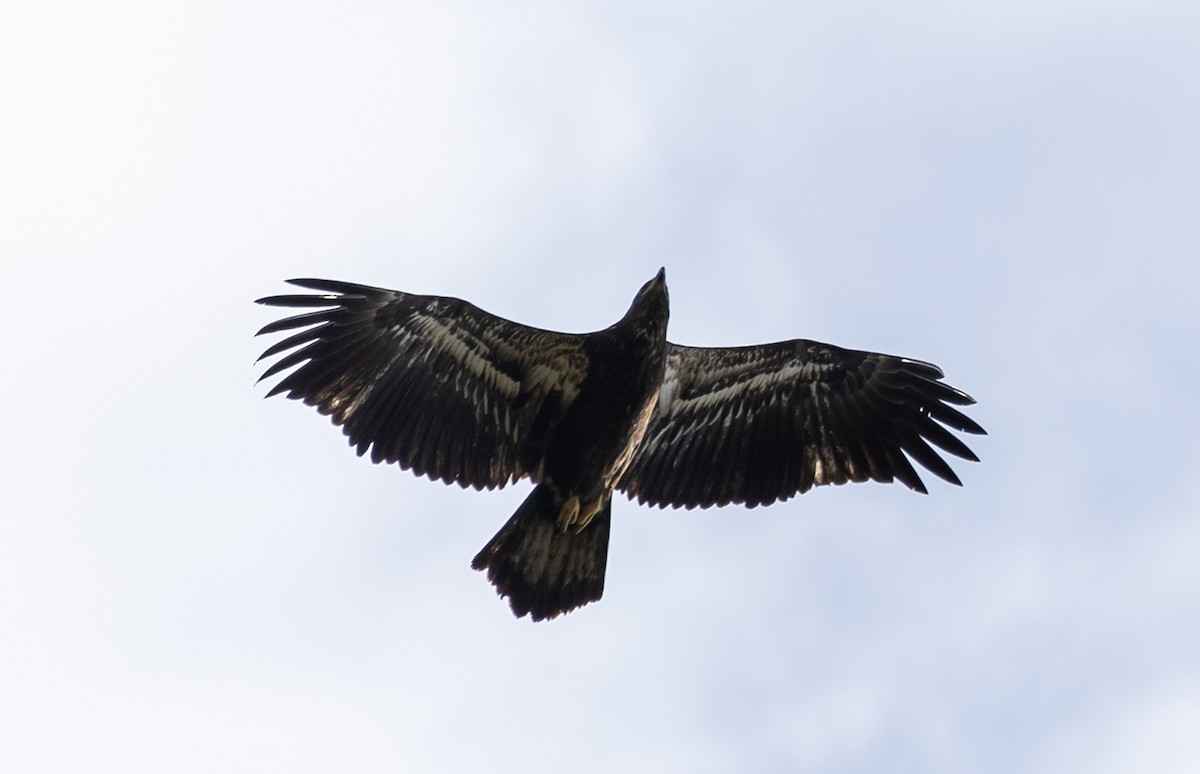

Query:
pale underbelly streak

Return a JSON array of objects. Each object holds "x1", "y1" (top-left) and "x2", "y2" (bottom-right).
[{"x1": 604, "y1": 390, "x2": 660, "y2": 491}]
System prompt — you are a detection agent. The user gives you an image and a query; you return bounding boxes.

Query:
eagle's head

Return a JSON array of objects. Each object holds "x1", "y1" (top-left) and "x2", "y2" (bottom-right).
[{"x1": 620, "y1": 267, "x2": 670, "y2": 344}]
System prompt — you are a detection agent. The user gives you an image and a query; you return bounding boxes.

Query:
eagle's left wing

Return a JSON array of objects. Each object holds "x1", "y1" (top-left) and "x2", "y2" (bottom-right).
[
  {"x1": 255, "y1": 279, "x2": 590, "y2": 491},
  {"x1": 619, "y1": 340, "x2": 985, "y2": 509}
]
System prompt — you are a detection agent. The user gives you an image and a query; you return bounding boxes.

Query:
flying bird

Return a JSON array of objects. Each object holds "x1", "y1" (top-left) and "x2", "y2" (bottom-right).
[{"x1": 255, "y1": 269, "x2": 984, "y2": 620}]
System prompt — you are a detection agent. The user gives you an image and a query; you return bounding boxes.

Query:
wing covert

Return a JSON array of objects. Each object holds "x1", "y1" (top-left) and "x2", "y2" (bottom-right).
[
  {"x1": 619, "y1": 340, "x2": 985, "y2": 509},
  {"x1": 255, "y1": 279, "x2": 589, "y2": 490}
]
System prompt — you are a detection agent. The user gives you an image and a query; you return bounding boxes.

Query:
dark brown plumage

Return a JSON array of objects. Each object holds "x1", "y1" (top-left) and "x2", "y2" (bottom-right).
[{"x1": 255, "y1": 269, "x2": 984, "y2": 620}]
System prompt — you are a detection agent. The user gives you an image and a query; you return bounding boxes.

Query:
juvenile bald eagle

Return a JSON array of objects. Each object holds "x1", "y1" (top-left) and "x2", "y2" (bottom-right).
[{"x1": 255, "y1": 269, "x2": 984, "y2": 620}]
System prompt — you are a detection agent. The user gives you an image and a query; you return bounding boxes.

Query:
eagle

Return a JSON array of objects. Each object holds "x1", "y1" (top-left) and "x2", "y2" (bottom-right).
[{"x1": 255, "y1": 269, "x2": 984, "y2": 621}]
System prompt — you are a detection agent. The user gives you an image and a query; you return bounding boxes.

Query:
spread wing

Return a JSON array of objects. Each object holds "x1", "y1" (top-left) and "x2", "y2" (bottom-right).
[
  {"x1": 255, "y1": 279, "x2": 590, "y2": 490},
  {"x1": 619, "y1": 340, "x2": 985, "y2": 509}
]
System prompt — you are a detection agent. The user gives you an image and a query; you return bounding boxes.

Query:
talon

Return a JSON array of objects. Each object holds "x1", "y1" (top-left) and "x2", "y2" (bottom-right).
[
  {"x1": 557, "y1": 495, "x2": 580, "y2": 532},
  {"x1": 573, "y1": 498, "x2": 604, "y2": 533}
]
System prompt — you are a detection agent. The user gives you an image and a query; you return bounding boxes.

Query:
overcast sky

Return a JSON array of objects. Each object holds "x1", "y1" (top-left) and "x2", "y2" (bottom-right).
[{"x1": 3, "y1": 1, "x2": 1198, "y2": 772}]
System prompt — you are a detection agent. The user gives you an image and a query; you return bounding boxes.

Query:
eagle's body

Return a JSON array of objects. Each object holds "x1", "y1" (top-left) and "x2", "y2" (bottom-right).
[
  {"x1": 535, "y1": 275, "x2": 669, "y2": 522},
  {"x1": 256, "y1": 269, "x2": 984, "y2": 620}
]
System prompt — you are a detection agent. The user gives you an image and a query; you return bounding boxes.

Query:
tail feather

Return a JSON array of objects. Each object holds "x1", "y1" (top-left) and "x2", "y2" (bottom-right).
[{"x1": 471, "y1": 484, "x2": 611, "y2": 621}]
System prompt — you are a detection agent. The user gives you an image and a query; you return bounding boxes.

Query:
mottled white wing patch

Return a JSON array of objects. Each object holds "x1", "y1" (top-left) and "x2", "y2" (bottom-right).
[
  {"x1": 620, "y1": 340, "x2": 984, "y2": 509},
  {"x1": 256, "y1": 279, "x2": 591, "y2": 490}
]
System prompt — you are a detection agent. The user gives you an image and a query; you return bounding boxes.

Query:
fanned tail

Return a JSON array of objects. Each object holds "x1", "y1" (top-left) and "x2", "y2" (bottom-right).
[{"x1": 471, "y1": 484, "x2": 611, "y2": 621}]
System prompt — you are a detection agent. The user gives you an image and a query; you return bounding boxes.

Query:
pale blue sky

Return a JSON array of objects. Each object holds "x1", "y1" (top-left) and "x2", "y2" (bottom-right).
[{"x1": 2, "y1": 1, "x2": 1198, "y2": 772}]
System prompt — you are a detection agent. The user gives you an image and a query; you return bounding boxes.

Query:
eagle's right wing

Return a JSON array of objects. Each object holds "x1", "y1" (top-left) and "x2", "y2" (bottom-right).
[
  {"x1": 619, "y1": 340, "x2": 985, "y2": 509},
  {"x1": 255, "y1": 279, "x2": 590, "y2": 490}
]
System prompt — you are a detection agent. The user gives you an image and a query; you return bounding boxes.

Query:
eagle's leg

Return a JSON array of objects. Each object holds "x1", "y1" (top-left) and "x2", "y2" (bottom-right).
[
  {"x1": 574, "y1": 497, "x2": 605, "y2": 533},
  {"x1": 557, "y1": 495, "x2": 580, "y2": 532},
  {"x1": 557, "y1": 494, "x2": 605, "y2": 534}
]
